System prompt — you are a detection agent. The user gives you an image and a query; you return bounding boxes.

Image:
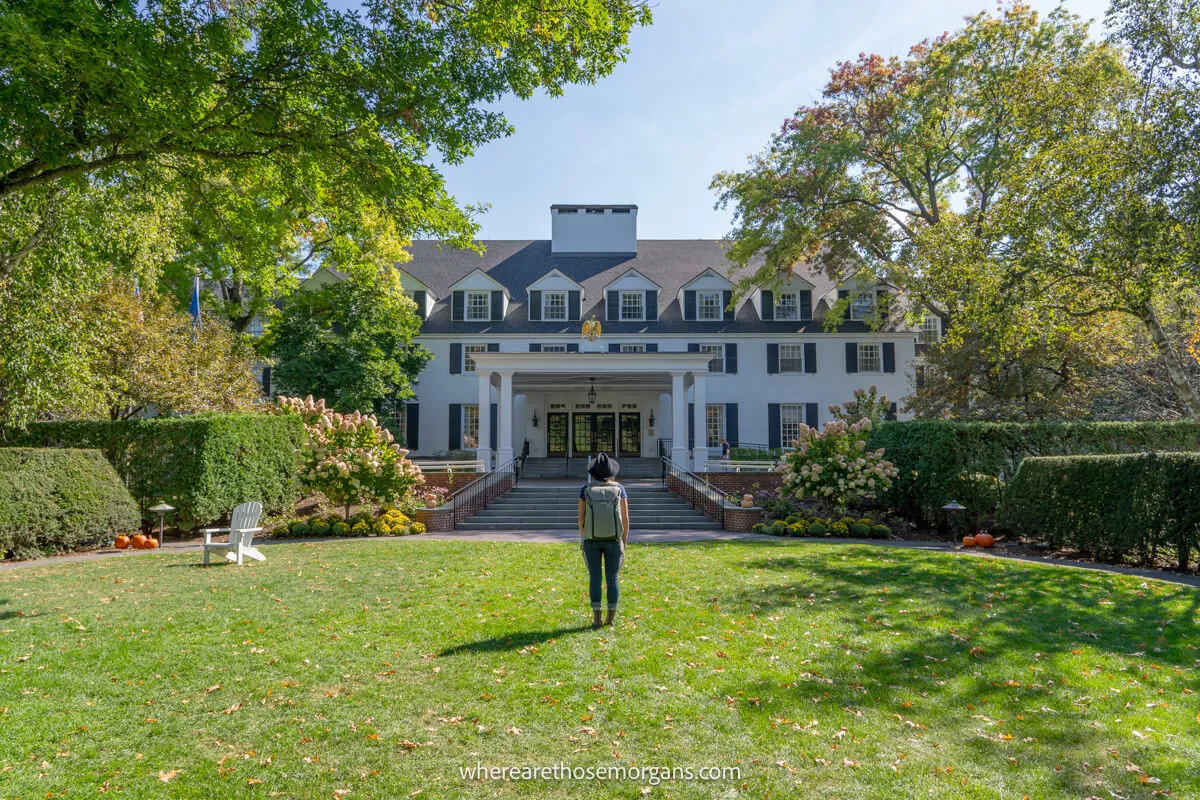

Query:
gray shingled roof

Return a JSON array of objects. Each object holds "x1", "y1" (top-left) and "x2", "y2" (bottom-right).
[{"x1": 399, "y1": 239, "x2": 914, "y2": 335}]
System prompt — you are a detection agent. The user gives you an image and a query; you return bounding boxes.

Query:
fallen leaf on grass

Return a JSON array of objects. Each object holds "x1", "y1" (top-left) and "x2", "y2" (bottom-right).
[
  {"x1": 224, "y1": 703, "x2": 242, "y2": 714},
  {"x1": 158, "y1": 770, "x2": 179, "y2": 782}
]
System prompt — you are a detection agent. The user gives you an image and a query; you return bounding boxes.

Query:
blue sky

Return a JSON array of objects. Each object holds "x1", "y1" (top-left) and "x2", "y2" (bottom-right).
[{"x1": 434, "y1": 0, "x2": 1111, "y2": 240}]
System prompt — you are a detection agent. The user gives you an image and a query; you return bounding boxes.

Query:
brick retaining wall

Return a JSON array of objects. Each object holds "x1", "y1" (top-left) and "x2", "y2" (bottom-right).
[
  {"x1": 698, "y1": 472, "x2": 783, "y2": 496},
  {"x1": 723, "y1": 506, "x2": 764, "y2": 532},
  {"x1": 415, "y1": 506, "x2": 454, "y2": 532}
]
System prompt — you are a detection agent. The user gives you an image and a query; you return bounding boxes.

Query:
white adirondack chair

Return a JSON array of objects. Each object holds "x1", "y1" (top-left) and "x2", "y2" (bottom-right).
[{"x1": 201, "y1": 501, "x2": 265, "y2": 566}]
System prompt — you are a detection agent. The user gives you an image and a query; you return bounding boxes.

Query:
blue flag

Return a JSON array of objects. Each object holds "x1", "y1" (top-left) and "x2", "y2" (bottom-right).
[{"x1": 189, "y1": 276, "x2": 201, "y2": 328}]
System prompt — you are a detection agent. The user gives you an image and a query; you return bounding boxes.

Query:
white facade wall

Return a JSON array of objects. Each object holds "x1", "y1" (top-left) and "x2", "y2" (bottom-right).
[
  {"x1": 407, "y1": 333, "x2": 916, "y2": 457},
  {"x1": 550, "y1": 206, "x2": 638, "y2": 255}
]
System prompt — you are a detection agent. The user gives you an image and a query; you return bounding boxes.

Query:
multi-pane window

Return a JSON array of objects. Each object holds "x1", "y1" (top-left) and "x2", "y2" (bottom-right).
[
  {"x1": 850, "y1": 292, "x2": 876, "y2": 321},
  {"x1": 543, "y1": 291, "x2": 567, "y2": 321},
  {"x1": 463, "y1": 344, "x2": 488, "y2": 373},
  {"x1": 699, "y1": 343, "x2": 724, "y2": 373},
  {"x1": 919, "y1": 314, "x2": 942, "y2": 343},
  {"x1": 697, "y1": 291, "x2": 722, "y2": 321},
  {"x1": 780, "y1": 404, "x2": 806, "y2": 447},
  {"x1": 247, "y1": 316, "x2": 265, "y2": 337},
  {"x1": 620, "y1": 343, "x2": 646, "y2": 353},
  {"x1": 775, "y1": 293, "x2": 798, "y2": 320},
  {"x1": 706, "y1": 404, "x2": 725, "y2": 448},
  {"x1": 620, "y1": 291, "x2": 644, "y2": 321},
  {"x1": 392, "y1": 405, "x2": 408, "y2": 448},
  {"x1": 462, "y1": 404, "x2": 480, "y2": 449},
  {"x1": 858, "y1": 343, "x2": 882, "y2": 372},
  {"x1": 466, "y1": 291, "x2": 491, "y2": 321},
  {"x1": 779, "y1": 343, "x2": 804, "y2": 373},
  {"x1": 541, "y1": 343, "x2": 567, "y2": 353}
]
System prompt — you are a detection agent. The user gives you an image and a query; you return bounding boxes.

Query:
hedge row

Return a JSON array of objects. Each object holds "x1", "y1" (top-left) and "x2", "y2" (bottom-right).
[
  {"x1": 1001, "y1": 452, "x2": 1200, "y2": 569},
  {"x1": 6, "y1": 414, "x2": 304, "y2": 526},
  {"x1": 0, "y1": 448, "x2": 140, "y2": 560},
  {"x1": 867, "y1": 420, "x2": 1200, "y2": 524}
]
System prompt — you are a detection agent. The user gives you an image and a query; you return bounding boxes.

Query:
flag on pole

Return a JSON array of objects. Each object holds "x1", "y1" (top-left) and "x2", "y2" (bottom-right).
[{"x1": 189, "y1": 275, "x2": 202, "y2": 329}]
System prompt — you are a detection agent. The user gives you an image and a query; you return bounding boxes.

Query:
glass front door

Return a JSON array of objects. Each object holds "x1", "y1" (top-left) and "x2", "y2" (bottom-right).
[
  {"x1": 546, "y1": 413, "x2": 568, "y2": 457},
  {"x1": 572, "y1": 413, "x2": 616, "y2": 456},
  {"x1": 619, "y1": 412, "x2": 641, "y2": 457}
]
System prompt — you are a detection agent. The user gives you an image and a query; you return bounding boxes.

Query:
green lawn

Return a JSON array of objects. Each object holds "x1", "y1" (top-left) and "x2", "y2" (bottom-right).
[{"x1": 1, "y1": 540, "x2": 1197, "y2": 799}]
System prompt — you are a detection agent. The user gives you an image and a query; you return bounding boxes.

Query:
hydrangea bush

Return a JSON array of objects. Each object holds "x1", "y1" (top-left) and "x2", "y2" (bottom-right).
[
  {"x1": 830, "y1": 385, "x2": 893, "y2": 426},
  {"x1": 275, "y1": 395, "x2": 425, "y2": 516},
  {"x1": 779, "y1": 417, "x2": 898, "y2": 511}
]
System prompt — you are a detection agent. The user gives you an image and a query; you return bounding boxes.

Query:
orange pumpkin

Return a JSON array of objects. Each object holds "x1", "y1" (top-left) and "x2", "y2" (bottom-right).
[
  {"x1": 974, "y1": 532, "x2": 995, "y2": 548},
  {"x1": 962, "y1": 536, "x2": 976, "y2": 547},
  {"x1": 114, "y1": 535, "x2": 131, "y2": 550},
  {"x1": 130, "y1": 534, "x2": 148, "y2": 549},
  {"x1": 146, "y1": 537, "x2": 160, "y2": 549}
]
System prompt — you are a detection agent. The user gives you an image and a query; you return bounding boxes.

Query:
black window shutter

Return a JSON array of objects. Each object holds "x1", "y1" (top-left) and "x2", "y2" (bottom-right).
[
  {"x1": 723, "y1": 290, "x2": 735, "y2": 321},
  {"x1": 529, "y1": 343, "x2": 542, "y2": 352},
  {"x1": 486, "y1": 342, "x2": 499, "y2": 352},
  {"x1": 261, "y1": 365, "x2": 272, "y2": 397},
  {"x1": 805, "y1": 402, "x2": 819, "y2": 429},
  {"x1": 799, "y1": 290, "x2": 812, "y2": 320},
  {"x1": 646, "y1": 343, "x2": 658, "y2": 353},
  {"x1": 406, "y1": 404, "x2": 420, "y2": 451},
  {"x1": 528, "y1": 290, "x2": 542, "y2": 321},
  {"x1": 607, "y1": 290, "x2": 619, "y2": 321},
  {"x1": 766, "y1": 343, "x2": 779, "y2": 374},
  {"x1": 876, "y1": 289, "x2": 890, "y2": 321},
  {"x1": 451, "y1": 291, "x2": 464, "y2": 321},
  {"x1": 687, "y1": 342, "x2": 700, "y2": 353},
  {"x1": 448, "y1": 403, "x2": 462, "y2": 449},
  {"x1": 761, "y1": 290, "x2": 774, "y2": 321},
  {"x1": 768, "y1": 404, "x2": 781, "y2": 450},
  {"x1": 882, "y1": 342, "x2": 896, "y2": 373},
  {"x1": 845, "y1": 342, "x2": 858, "y2": 373},
  {"x1": 684, "y1": 290, "x2": 696, "y2": 321},
  {"x1": 449, "y1": 343, "x2": 462, "y2": 374},
  {"x1": 725, "y1": 343, "x2": 738, "y2": 374},
  {"x1": 567, "y1": 290, "x2": 580, "y2": 321},
  {"x1": 645, "y1": 290, "x2": 658, "y2": 321},
  {"x1": 838, "y1": 289, "x2": 850, "y2": 301},
  {"x1": 490, "y1": 291, "x2": 504, "y2": 321},
  {"x1": 886, "y1": 402, "x2": 898, "y2": 421},
  {"x1": 804, "y1": 342, "x2": 817, "y2": 374},
  {"x1": 413, "y1": 290, "x2": 426, "y2": 320},
  {"x1": 725, "y1": 403, "x2": 738, "y2": 447},
  {"x1": 489, "y1": 403, "x2": 497, "y2": 450},
  {"x1": 608, "y1": 343, "x2": 621, "y2": 353},
  {"x1": 566, "y1": 343, "x2": 579, "y2": 353},
  {"x1": 688, "y1": 403, "x2": 695, "y2": 450}
]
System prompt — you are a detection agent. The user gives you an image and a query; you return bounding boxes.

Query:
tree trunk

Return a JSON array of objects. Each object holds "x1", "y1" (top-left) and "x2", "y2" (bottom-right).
[{"x1": 1141, "y1": 305, "x2": 1200, "y2": 419}]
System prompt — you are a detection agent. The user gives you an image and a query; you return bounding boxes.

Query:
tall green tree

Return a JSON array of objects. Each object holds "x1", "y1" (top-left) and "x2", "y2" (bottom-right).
[{"x1": 264, "y1": 274, "x2": 431, "y2": 413}]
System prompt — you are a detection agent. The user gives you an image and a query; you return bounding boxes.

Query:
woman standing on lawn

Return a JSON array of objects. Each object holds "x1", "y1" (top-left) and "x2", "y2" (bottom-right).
[{"x1": 578, "y1": 453, "x2": 630, "y2": 628}]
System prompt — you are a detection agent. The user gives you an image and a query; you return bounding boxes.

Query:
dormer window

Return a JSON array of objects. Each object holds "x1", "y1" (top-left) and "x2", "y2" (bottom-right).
[
  {"x1": 849, "y1": 292, "x2": 876, "y2": 321},
  {"x1": 697, "y1": 291, "x2": 722, "y2": 321},
  {"x1": 466, "y1": 291, "x2": 491, "y2": 321},
  {"x1": 620, "y1": 291, "x2": 644, "y2": 321},
  {"x1": 775, "y1": 293, "x2": 798, "y2": 321},
  {"x1": 920, "y1": 314, "x2": 942, "y2": 343},
  {"x1": 542, "y1": 291, "x2": 567, "y2": 321}
]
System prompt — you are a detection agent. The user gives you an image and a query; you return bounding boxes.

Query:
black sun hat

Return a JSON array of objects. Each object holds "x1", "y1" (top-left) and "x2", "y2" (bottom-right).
[{"x1": 588, "y1": 452, "x2": 620, "y2": 480}]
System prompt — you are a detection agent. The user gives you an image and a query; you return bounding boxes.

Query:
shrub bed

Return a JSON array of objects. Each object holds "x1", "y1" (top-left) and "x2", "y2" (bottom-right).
[
  {"x1": 0, "y1": 448, "x2": 140, "y2": 560},
  {"x1": 7, "y1": 414, "x2": 304, "y2": 526},
  {"x1": 868, "y1": 420, "x2": 1200, "y2": 525},
  {"x1": 1001, "y1": 452, "x2": 1200, "y2": 569}
]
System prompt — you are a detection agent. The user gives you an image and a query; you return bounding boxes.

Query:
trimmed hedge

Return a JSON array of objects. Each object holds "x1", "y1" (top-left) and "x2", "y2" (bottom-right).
[
  {"x1": 1001, "y1": 452, "x2": 1200, "y2": 569},
  {"x1": 6, "y1": 414, "x2": 304, "y2": 526},
  {"x1": 0, "y1": 448, "x2": 140, "y2": 560},
  {"x1": 867, "y1": 420, "x2": 1200, "y2": 524}
]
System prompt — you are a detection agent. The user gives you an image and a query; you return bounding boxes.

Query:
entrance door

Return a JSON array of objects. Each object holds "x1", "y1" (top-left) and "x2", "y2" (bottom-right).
[
  {"x1": 619, "y1": 412, "x2": 641, "y2": 458},
  {"x1": 546, "y1": 413, "x2": 568, "y2": 457},
  {"x1": 572, "y1": 413, "x2": 616, "y2": 456}
]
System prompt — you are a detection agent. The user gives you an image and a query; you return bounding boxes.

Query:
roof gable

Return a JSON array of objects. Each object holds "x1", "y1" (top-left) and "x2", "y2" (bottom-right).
[
  {"x1": 525, "y1": 268, "x2": 584, "y2": 296},
  {"x1": 601, "y1": 267, "x2": 661, "y2": 293},
  {"x1": 680, "y1": 267, "x2": 733, "y2": 292},
  {"x1": 448, "y1": 267, "x2": 509, "y2": 295}
]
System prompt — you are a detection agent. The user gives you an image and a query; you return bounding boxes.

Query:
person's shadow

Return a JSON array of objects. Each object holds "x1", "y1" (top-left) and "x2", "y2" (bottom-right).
[{"x1": 437, "y1": 624, "x2": 592, "y2": 657}]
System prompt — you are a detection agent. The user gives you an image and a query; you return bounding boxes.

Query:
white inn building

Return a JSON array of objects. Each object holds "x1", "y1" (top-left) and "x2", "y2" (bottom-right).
[{"x1": 311, "y1": 204, "x2": 928, "y2": 473}]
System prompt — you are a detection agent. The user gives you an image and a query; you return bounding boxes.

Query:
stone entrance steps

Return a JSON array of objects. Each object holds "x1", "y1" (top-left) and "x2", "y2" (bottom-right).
[{"x1": 456, "y1": 484, "x2": 721, "y2": 531}]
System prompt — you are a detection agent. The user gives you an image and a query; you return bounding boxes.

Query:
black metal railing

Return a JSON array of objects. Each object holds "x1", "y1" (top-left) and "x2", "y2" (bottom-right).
[
  {"x1": 660, "y1": 457, "x2": 725, "y2": 527},
  {"x1": 452, "y1": 457, "x2": 520, "y2": 524}
]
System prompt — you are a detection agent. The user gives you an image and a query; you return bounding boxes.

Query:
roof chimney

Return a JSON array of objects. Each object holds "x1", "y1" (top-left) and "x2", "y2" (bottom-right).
[{"x1": 550, "y1": 205, "x2": 637, "y2": 256}]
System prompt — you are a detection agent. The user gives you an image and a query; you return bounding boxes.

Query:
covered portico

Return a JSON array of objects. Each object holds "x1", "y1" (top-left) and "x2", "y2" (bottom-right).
[{"x1": 469, "y1": 350, "x2": 715, "y2": 472}]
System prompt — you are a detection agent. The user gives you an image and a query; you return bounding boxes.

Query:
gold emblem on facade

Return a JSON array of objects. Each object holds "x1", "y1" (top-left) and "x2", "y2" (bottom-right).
[{"x1": 581, "y1": 315, "x2": 602, "y2": 342}]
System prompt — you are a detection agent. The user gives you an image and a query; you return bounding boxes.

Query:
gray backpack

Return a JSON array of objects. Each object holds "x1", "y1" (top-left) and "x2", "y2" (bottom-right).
[{"x1": 583, "y1": 483, "x2": 624, "y2": 541}]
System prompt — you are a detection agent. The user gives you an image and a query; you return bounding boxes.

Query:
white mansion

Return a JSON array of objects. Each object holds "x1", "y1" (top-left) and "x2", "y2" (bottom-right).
[{"x1": 310, "y1": 204, "x2": 929, "y2": 472}]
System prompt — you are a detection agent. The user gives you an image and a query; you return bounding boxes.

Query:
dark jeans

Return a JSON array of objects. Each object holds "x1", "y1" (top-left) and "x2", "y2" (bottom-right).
[{"x1": 581, "y1": 538, "x2": 624, "y2": 611}]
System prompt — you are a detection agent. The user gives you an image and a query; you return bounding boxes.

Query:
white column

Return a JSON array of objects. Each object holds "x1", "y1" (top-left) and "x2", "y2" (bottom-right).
[
  {"x1": 477, "y1": 371, "x2": 492, "y2": 471},
  {"x1": 670, "y1": 371, "x2": 689, "y2": 468},
  {"x1": 497, "y1": 371, "x2": 514, "y2": 467},
  {"x1": 691, "y1": 371, "x2": 708, "y2": 472}
]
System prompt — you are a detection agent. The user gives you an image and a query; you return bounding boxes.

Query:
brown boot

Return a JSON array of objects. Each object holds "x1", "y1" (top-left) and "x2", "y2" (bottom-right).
[
  {"x1": 604, "y1": 609, "x2": 616, "y2": 627},
  {"x1": 592, "y1": 610, "x2": 603, "y2": 629}
]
